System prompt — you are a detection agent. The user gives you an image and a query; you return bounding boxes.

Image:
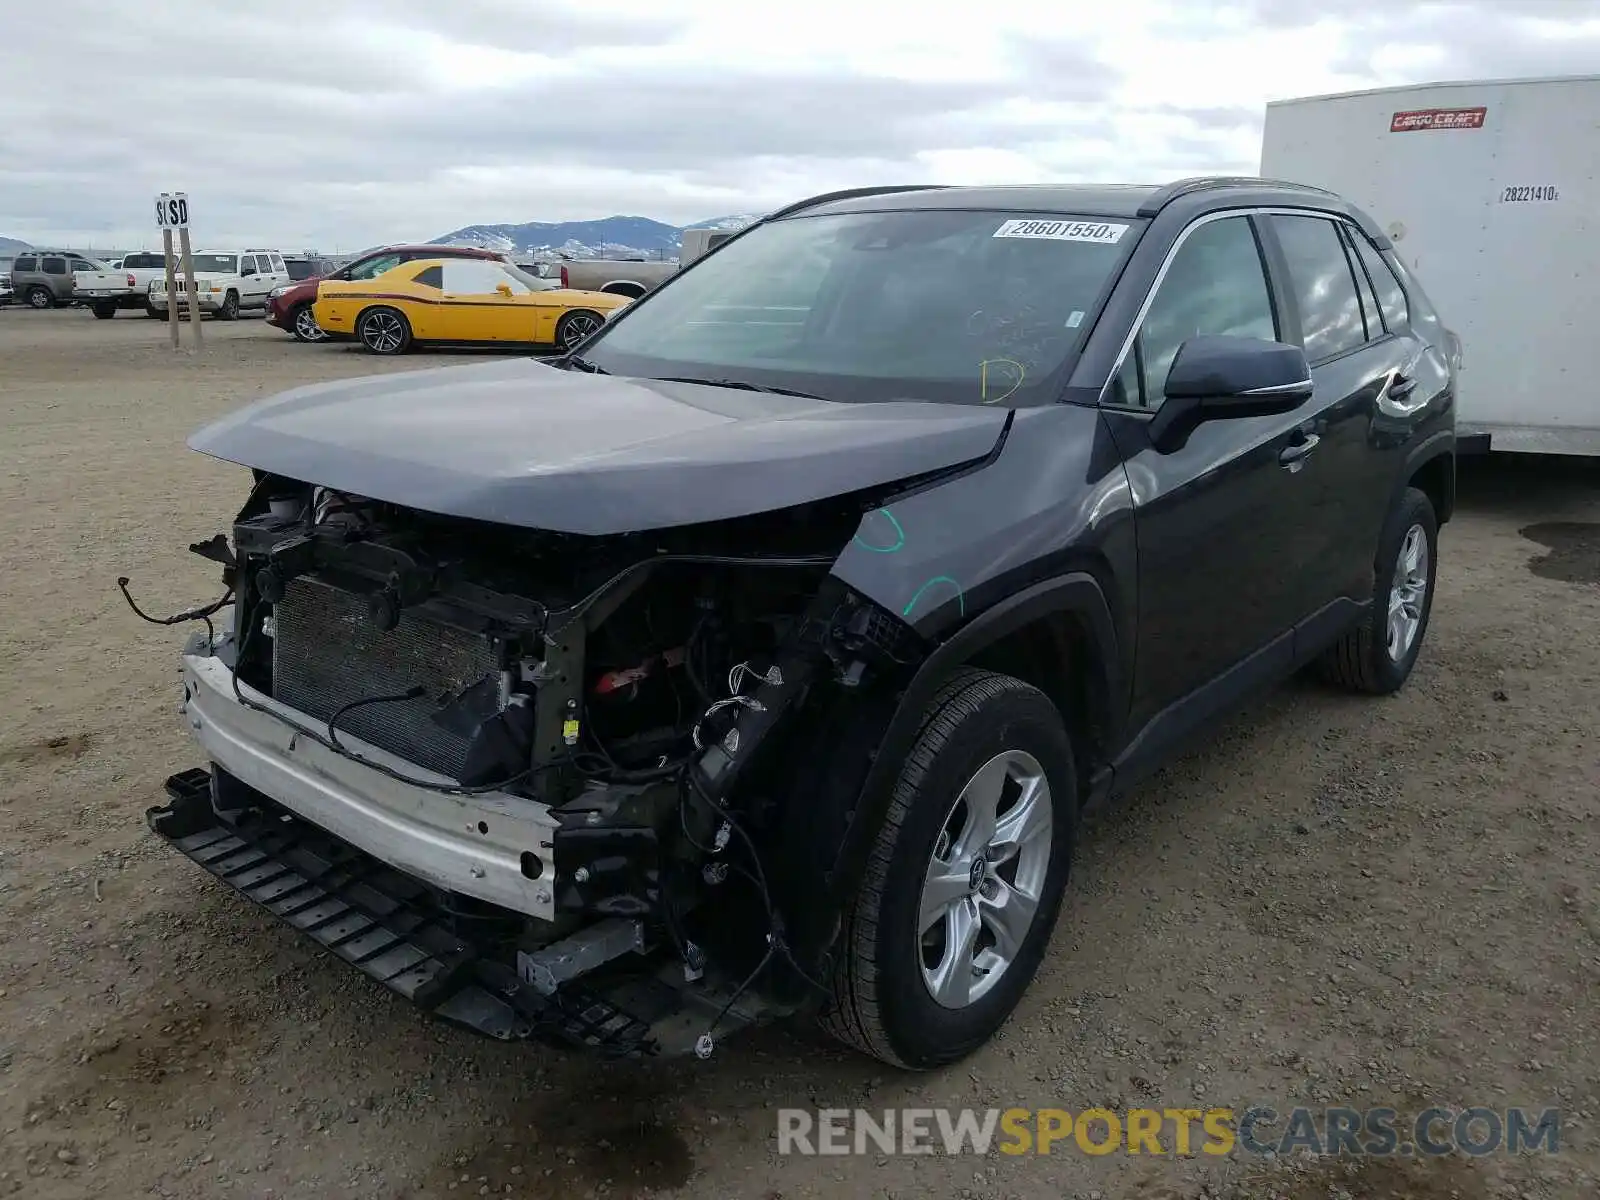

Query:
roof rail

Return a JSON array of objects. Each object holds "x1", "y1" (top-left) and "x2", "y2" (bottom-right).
[
  {"x1": 763, "y1": 184, "x2": 950, "y2": 223},
  {"x1": 1136, "y1": 176, "x2": 1342, "y2": 217}
]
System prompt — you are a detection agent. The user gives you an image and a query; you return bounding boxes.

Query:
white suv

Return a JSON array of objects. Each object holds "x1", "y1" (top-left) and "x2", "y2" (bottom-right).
[{"x1": 148, "y1": 249, "x2": 289, "y2": 320}]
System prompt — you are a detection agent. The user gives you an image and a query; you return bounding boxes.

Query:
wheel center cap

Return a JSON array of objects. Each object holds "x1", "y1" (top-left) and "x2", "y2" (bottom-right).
[{"x1": 968, "y1": 856, "x2": 987, "y2": 892}]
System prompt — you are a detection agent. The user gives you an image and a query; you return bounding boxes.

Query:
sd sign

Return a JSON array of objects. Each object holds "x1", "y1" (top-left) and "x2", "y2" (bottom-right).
[{"x1": 154, "y1": 193, "x2": 190, "y2": 229}]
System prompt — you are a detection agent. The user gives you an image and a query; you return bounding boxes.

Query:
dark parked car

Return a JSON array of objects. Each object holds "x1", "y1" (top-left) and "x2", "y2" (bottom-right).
[
  {"x1": 265, "y1": 244, "x2": 507, "y2": 342},
  {"x1": 146, "y1": 178, "x2": 1455, "y2": 1069}
]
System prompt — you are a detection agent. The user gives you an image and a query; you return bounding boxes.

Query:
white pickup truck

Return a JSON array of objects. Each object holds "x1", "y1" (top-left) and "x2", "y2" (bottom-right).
[
  {"x1": 73, "y1": 251, "x2": 172, "y2": 319},
  {"x1": 149, "y1": 249, "x2": 290, "y2": 320}
]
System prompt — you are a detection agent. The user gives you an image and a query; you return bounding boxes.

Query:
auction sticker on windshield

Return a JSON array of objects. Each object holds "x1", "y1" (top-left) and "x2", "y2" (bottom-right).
[{"x1": 993, "y1": 219, "x2": 1128, "y2": 244}]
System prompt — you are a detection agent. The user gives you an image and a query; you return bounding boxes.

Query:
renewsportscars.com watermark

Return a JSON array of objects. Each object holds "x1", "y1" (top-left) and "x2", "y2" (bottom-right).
[{"x1": 777, "y1": 1106, "x2": 1562, "y2": 1158}]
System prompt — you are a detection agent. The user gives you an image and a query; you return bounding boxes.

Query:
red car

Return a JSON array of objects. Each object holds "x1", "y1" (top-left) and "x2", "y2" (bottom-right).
[{"x1": 266, "y1": 244, "x2": 508, "y2": 342}]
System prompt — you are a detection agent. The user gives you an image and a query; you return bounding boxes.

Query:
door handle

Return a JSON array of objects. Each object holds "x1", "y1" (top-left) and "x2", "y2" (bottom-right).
[{"x1": 1279, "y1": 432, "x2": 1321, "y2": 465}]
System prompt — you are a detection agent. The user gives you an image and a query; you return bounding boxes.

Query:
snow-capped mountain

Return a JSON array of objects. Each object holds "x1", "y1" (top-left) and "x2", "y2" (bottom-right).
[{"x1": 431, "y1": 214, "x2": 762, "y2": 259}]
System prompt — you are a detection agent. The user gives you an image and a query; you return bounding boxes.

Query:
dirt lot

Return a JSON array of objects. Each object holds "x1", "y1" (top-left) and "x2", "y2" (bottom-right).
[{"x1": 1, "y1": 308, "x2": 1597, "y2": 1200}]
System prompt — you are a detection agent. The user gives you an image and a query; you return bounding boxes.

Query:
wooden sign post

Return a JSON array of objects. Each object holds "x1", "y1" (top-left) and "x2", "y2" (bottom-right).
[
  {"x1": 159, "y1": 224, "x2": 179, "y2": 350},
  {"x1": 154, "y1": 192, "x2": 202, "y2": 350}
]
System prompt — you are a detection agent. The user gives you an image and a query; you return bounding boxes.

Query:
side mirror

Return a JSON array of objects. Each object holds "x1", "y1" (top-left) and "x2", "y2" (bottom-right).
[
  {"x1": 1148, "y1": 335, "x2": 1313, "y2": 452},
  {"x1": 240, "y1": 265, "x2": 255, "y2": 277},
  {"x1": 495, "y1": 281, "x2": 513, "y2": 297}
]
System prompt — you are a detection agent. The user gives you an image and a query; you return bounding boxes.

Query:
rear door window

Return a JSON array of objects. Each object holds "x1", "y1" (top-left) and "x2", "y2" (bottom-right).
[
  {"x1": 42, "y1": 257, "x2": 67, "y2": 275},
  {"x1": 1270, "y1": 214, "x2": 1368, "y2": 362}
]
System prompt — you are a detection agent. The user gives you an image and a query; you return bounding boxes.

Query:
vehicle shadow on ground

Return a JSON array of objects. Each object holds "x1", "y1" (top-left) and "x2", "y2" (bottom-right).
[{"x1": 1455, "y1": 451, "x2": 1600, "y2": 517}]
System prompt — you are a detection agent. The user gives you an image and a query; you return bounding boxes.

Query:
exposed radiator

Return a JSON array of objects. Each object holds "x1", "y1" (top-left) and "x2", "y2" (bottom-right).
[{"x1": 271, "y1": 577, "x2": 499, "y2": 780}]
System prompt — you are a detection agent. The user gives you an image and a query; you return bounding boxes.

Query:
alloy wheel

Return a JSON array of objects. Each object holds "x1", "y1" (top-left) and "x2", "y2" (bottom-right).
[
  {"x1": 561, "y1": 311, "x2": 601, "y2": 348},
  {"x1": 918, "y1": 749, "x2": 1053, "y2": 1009},
  {"x1": 1387, "y1": 522, "x2": 1430, "y2": 661},
  {"x1": 362, "y1": 311, "x2": 404, "y2": 353},
  {"x1": 295, "y1": 307, "x2": 327, "y2": 341}
]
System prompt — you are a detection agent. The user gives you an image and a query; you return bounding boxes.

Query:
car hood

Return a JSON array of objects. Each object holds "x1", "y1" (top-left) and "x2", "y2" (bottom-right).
[{"x1": 188, "y1": 358, "x2": 1008, "y2": 535}]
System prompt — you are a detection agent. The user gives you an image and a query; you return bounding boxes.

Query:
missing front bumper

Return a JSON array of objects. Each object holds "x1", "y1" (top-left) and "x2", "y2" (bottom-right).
[{"x1": 149, "y1": 766, "x2": 669, "y2": 1056}]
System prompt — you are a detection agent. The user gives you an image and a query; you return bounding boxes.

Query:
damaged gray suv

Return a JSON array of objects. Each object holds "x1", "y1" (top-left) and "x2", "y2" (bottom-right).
[{"x1": 141, "y1": 179, "x2": 1457, "y2": 1068}]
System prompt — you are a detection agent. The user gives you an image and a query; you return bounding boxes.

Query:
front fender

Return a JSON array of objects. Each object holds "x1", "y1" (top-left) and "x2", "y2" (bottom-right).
[{"x1": 778, "y1": 569, "x2": 1123, "y2": 985}]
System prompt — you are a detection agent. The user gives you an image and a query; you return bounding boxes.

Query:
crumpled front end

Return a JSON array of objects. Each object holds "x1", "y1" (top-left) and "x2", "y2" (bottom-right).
[{"x1": 151, "y1": 471, "x2": 935, "y2": 1056}]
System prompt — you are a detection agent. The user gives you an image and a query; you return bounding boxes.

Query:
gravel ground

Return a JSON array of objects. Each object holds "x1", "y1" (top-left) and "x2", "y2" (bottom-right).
[{"x1": 1, "y1": 308, "x2": 1597, "y2": 1200}]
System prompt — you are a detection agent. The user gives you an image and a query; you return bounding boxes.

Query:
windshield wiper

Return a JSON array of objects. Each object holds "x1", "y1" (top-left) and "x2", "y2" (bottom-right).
[{"x1": 653, "y1": 376, "x2": 826, "y2": 401}]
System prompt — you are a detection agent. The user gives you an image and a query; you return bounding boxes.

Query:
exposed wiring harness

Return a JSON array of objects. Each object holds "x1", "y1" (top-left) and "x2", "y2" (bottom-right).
[
  {"x1": 677, "y1": 768, "x2": 830, "y2": 1056},
  {"x1": 691, "y1": 659, "x2": 783, "y2": 750},
  {"x1": 117, "y1": 577, "x2": 233, "y2": 648},
  {"x1": 678, "y1": 657, "x2": 835, "y2": 1052}
]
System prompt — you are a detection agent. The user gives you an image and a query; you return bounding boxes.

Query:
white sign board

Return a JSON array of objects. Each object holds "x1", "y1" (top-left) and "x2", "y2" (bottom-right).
[{"x1": 154, "y1": 192, "x2": 191, "y2": 229}]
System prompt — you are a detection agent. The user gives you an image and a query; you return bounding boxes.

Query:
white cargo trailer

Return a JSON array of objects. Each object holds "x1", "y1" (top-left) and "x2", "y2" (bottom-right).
[{"x1": 1261, "y1": 75, "x2": 1600, "y2": 456}]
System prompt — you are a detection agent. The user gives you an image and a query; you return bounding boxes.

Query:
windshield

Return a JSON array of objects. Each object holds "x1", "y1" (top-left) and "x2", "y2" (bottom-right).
[
  {"x1": 122, "y1": 253, "x2": 165, "y2": 269},
  {"x1": 285, "y1": 259, "x2": 320, "y2": 281},
  {"x1": 579, "y1": 208, "x2": 1140, "y2": 405},
  {"x1": 191, "y1": 254, "x2": 236, "y2": 273}
]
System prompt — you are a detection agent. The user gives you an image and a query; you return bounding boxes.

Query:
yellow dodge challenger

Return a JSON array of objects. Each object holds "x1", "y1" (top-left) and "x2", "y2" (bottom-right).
[{"x1": 312, "y1": 257, "x2": 630, "y2": 355}]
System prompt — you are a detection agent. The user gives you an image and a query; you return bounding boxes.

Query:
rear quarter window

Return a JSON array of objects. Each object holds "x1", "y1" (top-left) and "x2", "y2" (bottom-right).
[{"x1": 1347, "y1": 229, "x2": 1410, "y2": 335}]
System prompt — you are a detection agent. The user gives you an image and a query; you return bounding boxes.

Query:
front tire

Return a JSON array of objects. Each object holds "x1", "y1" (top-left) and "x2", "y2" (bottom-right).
[
  {"x1": 357, "y1": 306, "x2": 411, "y2": 355},
  {"x1": 215, "y1": 290, "x2": 240, "y2": 321},
  {"x1": 821, "y1": 668, "x2": 1077, "y2": 1068},
  {"x1": 1320, "y1": 486, "x2": 1439, "y2": 694},
  {"x1": 555, "y1": 308, "x2": 603, "y2": 351},
  {"x1": 91, "y1": 302, "x2": 116, "y2": 319},
  {"x1": 26, "y1": 286, "x2": 53, "y2": 310},
  {"x1": 290, "y1": 303, "x2": 327, "y2": 342}
]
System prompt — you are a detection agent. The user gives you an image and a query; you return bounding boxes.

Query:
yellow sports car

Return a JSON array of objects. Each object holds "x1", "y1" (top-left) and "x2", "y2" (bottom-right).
[{"x1": 312, "y1": 257, "x2": 630, "y2": 355}]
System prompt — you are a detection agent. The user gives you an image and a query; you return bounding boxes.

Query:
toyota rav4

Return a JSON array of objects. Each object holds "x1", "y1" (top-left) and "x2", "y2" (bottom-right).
[{"x1": 139, "y1": 178, "x2": 1456, "y2": 1069}]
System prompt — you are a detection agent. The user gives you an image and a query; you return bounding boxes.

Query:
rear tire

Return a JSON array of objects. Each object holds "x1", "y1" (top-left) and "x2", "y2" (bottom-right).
[
  {"x1": 26, "y1": 286, "x2": 53, "y2": 310},
  {"x1": 357, "y1": 306, "x2": 411, "y2": 355},
  {"x1": 1320, "y1": 486, "x2": 1439, "y2": 694},
  {"x1": 215, "y1": 290, "x2": 240, "y2": 321},
  {"x1": 91, "y1": 302, "x2": 116, "y2": 319},
  {"x1": 820, "y1": 668, "x2": 1077, "y2": 1068},
  {"x1": 144, "y1": 302, "x2": 161, "y2": 319},
  {"x1": 555, "y1": 308, "x2": 603, "y2": 351}
]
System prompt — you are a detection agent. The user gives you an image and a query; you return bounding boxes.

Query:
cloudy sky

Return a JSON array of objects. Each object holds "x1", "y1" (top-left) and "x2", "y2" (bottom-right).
[{"x1": 1, "y1": 0, "x2": 1596, "y2": 250}]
